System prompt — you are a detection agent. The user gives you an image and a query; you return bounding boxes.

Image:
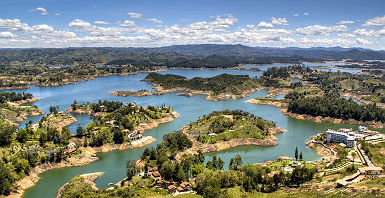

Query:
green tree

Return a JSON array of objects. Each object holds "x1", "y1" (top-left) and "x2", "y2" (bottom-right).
[
  {"x1": 0, "y1": 163, "x2": 15, "y2": 195},
  {"x1": 0, "y1": 122, "x2": 15, "y2": 146},
  {"x1": 61, "y1": 127, "x2": 71, "y2": 145},
  {"x1": 16, "y1": 128, "x2": 28, "y2": 143},
  {"x1": 295, "y1": 147, "x2": 298, "y2": 161},
  {"x1": 228, "y1": 154, "x2": 243, "y2": 170},
  {"x1": 49, "y1": 106, "x2": 58, "y2": 114},
  {"x1": 113, "y1": 129, "x2": 124, "y2": 144},
  {"x1": 76, "y1": 124, "x2": 84, "y2": 136},
  {"x1": 299, "y1": 152, "x2": 303, "y2": 161},
  {"x1": 126, "y1": 160, "x2": 139, "y2": 181}
]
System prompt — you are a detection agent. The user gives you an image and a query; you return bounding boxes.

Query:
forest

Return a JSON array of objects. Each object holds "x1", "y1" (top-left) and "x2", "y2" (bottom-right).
[
  {"x1": 0, "y1": 92, "x2": 33, "y2": 104},
  {"x1": 144, "y1": 73, "x2": 261, "y2": 95},
  {"x1": 287, "y1": 96, "x2": 385, "y2": 123}
]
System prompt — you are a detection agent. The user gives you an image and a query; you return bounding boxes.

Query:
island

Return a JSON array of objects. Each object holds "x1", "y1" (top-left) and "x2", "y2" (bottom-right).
[
  {"x1": 175, "y1": 110, "x2": 286, "y2": 159},
  {"x1": 110, "y1": 73, "x2": 264, "y2": 101}
]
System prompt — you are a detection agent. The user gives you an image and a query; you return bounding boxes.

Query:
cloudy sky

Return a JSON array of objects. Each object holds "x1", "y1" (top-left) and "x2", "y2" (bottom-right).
[{"x1": 0, "y1": 0, "x2": 385, "y2": 49}]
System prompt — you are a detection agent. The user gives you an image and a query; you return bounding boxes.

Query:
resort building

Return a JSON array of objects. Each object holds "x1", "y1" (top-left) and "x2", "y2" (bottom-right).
[{"x1": 325, "y1": 129, "x2": 355, "y2": 148}]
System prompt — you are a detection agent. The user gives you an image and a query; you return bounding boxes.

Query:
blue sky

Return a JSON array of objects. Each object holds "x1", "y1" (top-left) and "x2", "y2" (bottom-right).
[{"x1": 0, "y1": 0, "x2": 385, "y2": 49}]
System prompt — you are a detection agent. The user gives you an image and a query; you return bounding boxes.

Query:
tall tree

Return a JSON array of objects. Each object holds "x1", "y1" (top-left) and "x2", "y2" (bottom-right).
[
  {"x1": 295, "y1": 147, "x2": 298, "y2": 161},
  {"x1": 126, "y1": 160, "x2": 139, "y2": 181}
]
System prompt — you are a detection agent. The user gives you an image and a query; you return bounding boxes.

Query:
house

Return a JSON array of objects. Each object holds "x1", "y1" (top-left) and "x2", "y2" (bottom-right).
[
  {"x1": 128, "y1": 132, "x2": 142, "y2": 139},
  {"x1": 168, "y1": 185, "x2": 177, "y2": 194},
  {"x1": 208, "y1": 133, "x2": 216, "y2": 136},
  {"x1": 65, "y1": 148, "x2": 76, "y2": 155},
  {"x1": 180, "y1": 182, "x2": 192, "y2": 191},
  {"x1": 121, "y1": 129, "x2": 130, "y2": 133},
  {"x1": 358, "y1": 125, "x2": 368, "y2": 133},
  {"x1": 284, "y1": 167, "x2": 293, "y2": 172},
  {"x1": 336, "y1": 179, "x2": 349, "y2": 187},
  {"x1": 358, "y1": 167, "x2": 383, "y2": 175},
  {"x1": 67, "y1": 142, "x2": 76, "y2": 148},
  {"x1": 129, "y1": 102, "x2": 136, "y2": 107},
  {"x1": 149, "y1": 171, "x2": 162, "y2": 181}
]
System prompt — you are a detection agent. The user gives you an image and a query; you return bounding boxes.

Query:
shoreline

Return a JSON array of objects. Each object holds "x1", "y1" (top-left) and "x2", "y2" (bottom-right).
[
  {"x1": 110, "y1": 83, "x2": 263, "y2": 101},
  {"x1": 13, "y1": 111, "x2": 179, "y2": 198},
  {"x1": 56, "y1": 172, "x2": 104, "y2": 198},
  {"x1": 9, "y1": 136, "x2": 156, "y2": 198},
  {"x1": 3, "y1": 98, "x2": 45, "y2": 125},
  {"x1": 280, "y1": 109, "x2": 385, "y2": 129},
  {"x1": 175, "y1": 125, "x2": 286, "y2": 161},
  {"x1": 245, "y1": 98, "x2": 288, "y2": 107}
]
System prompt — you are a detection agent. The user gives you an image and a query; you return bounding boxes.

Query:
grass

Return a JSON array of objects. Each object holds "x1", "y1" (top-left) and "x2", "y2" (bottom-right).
[
  {"x1": 365, "y1": 142, "x2": 385, "y2": 165},
  {"x1": 358, "y1": 178, "x2": 385, "y2": 189}
]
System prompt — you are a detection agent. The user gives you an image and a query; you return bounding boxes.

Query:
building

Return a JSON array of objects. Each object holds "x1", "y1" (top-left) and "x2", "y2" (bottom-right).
[
  {"x1": 358, "y1": 167, "x2": 383, "y2": 175},
  {"x1": 128, "y1": 132, "x2": 142, "y2": 140},
  {"x1": 358, "y1": 125, "x2": 368, "y2": 133},
  {"x1": 326, "y1": 129, "x2": 355, "y2": 148}
]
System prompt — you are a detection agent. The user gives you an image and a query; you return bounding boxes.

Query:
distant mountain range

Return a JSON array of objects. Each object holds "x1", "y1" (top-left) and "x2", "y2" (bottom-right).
[
  {"x1": 1, "y1": 44, "x2": 385, "y2": 66},
  {"x1": 142, "y1": 44, "x2": 385, "y2": 60}
]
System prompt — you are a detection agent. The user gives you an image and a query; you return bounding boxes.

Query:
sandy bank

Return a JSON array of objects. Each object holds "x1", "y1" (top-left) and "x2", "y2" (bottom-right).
[
  {"x1": 246, "y1": 98, "x2": 288, "y2": 107},
  {"x1": 280, "y1": 109, "x2": 385, "y2": 129}
]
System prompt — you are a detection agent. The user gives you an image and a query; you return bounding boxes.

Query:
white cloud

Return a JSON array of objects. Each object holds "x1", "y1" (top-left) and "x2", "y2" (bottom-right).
[
  {"x1": 296, "y1": 25, "x2": 348, "y2": 35},
  {"x1": 257, "y1": 21, "x2": 273, "y2": 28},
  {"x1": 337, "y1": 33, "x2": 356, "y2": 38},
  {"x1": 0, "y1": 18, "x2": 29, "y2": 31},
  {"x1": 127, "y1": 12, "x2": 143, "y2": 19},
  {"x1": 54, "y1": 13, "x2": 61, "y2": 16},
  {"x1": 363, "y1": 15, "x2": 385, "y2": 26},
  {"x1": 95, "y1": 21, "x2": 110, "y2": 25},
  {"x1": 337, "y1": 20, "x2": 355, "y2": 25},
  {"x1": 146, "y1": 18, "x2": 163, "y2": 23},
  {"x1": 0, "y1": 31, "x2": 15, "y2": 38},
  {"x1": 119, "y1": 20, "x2": 136, "y2": 27},
  {"x1": 354, "y1": 28, "x2": 385, "y2": 37},
  {"x1": 304, "y1": 12, "x2": 309, "y2": 16},
  {"x1": 29, "y1": 7, "x2": 48, "y2": 15},
  {"x1": 293, "y1": 13, "x2": 299, "y2": 17},
  {"x1": 271, "y1": 17, "x2": 288, "y2": 25},
  {"x1": 355, "y1": 38, "x2": 373, "y2": 45}
]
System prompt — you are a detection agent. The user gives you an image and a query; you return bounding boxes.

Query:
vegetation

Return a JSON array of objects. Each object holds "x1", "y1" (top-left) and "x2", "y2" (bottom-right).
[
  {"x1": 186, "y1": 110, "x2": 276, "y2": 144},
  {"x1": 361, "y1": 141, "x2": 385, "y2": 166},
  {"x1": 0, "y1": 92, "x2": 33, "y2": 103},
  {"x1": 287, "y1": 95, "x2": 385, "y2": 123},
  {"x1": 144, "y1": 73, "x2": 261, "y2": 95}
]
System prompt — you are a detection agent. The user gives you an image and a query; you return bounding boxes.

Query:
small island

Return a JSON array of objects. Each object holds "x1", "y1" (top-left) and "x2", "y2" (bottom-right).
[
  {"x1": 110, "y1": 73, "x2": 263, "y2": 101},
  {"x1": 175, "y1": 110, "x2": 286, "y2": 159}
]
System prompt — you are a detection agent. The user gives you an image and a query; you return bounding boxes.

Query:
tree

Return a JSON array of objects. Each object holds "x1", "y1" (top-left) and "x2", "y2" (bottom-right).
[
  {"x1": 16, "y1": 128, "x2": 28, "y2": 143},
  {"x1": 0, "y1": 122, "x2": 15, "y2": 146},
  {"x1": 61, "y1": 127, "x2": 71, "y2": 145},
  {"x1": 0, "y1": 163, "x2": 14, "y2": 195},
  {"x1": 196, "y1": 150, "x2": 205, "y2": 164},
  {"x1": 76, "y1": 124, "x2": 84, "y2": 136},
  {"x1": 295, "y1": 147, "x2": 298, "y2": 161},
  {"x1": 113, "y1": 129, "x2": 124, "y2": 144},
  {"x1": 126, "y1": 160, "x2": 139, "y2": 181},
  {"x1": 299, "y1": 152, "x2": 303, "y2": 161},
  {"x1": 229, "y1": 154, "x2": 243, "y2": 170},
  {"x1": 49, "y1": 106, "x2": 58, "y2": 114}
]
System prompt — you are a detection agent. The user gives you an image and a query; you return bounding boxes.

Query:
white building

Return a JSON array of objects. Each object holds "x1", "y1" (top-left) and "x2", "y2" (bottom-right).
[
  {"x1": 358, "y1": 125, "x2": 368, "y2": 133},
  {"x1": 326, "y1": 129, "x2": 355, "y2": 148}
]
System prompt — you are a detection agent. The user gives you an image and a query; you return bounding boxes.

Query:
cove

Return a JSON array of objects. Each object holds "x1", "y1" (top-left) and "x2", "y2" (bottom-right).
[{"x1": 1, "y1": 66, "x2": 370, "y2": 198}]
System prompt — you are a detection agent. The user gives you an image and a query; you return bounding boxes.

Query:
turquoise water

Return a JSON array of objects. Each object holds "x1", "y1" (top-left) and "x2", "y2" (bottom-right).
[{"x1": 1, "y1": 67, "x2": 375, "y2": 198}]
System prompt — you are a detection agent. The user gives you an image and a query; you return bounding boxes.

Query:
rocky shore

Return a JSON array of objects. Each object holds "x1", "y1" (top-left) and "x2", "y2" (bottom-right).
[
  {"x1": 9, "y1": 136, "x2": 156, "y2": 198},
  {"x1": 175, "y1": 126, "x2": 286, "y2": 161},
  {"x1": 111, "y1": 83, "x2": 262, "y2": 101},
  {"x1": 280, "y1": 109, "x2": 385, "y2": 129},
  {"x1": 56, "y1": 172, "x2": 104, "y2": 198}
]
